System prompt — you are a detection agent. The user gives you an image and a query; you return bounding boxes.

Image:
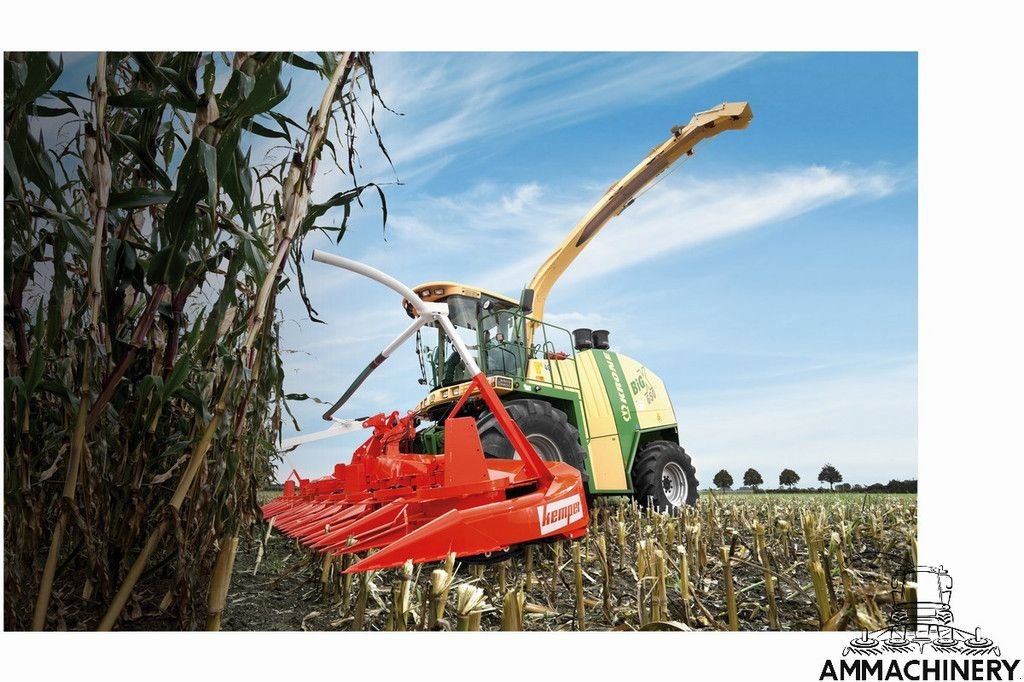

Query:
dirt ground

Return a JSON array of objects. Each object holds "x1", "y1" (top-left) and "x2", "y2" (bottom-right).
[{"x1": 222, "y1": 530, "x2": 321, "y2": 630}]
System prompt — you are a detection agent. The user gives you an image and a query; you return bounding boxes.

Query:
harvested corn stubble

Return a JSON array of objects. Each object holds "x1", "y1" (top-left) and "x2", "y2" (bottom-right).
[{"x1": 233, "y1": 493, "x2": 916, "y2": 632}]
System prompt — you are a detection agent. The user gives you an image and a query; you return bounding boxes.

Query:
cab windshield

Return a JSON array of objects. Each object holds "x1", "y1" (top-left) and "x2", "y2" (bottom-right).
[{"x1": 418, "y1": 294, "x2": 524, "y2": 389}]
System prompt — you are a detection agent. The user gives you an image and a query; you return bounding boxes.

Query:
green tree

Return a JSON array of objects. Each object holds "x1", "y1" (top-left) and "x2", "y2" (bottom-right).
[
  {"x1": 743, "y1": 468, "x2": 764, "y2": 491},
  {"x1": 779, "y1": 468, "x2": 800, "y2": 489},
  {"x1": 818, "y1": 463, "x2": 843, "y2": 491},
  {"x1": 713, "y1": 469, "x2": 734, "y2": 491},
  {"x1": 4, "y1": 51, "x2": 390, "y2": 630}
]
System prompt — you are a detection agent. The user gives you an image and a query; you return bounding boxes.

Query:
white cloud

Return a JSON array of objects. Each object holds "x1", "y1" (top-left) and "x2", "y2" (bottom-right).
[
  {"x1": 481, "y1": 165, "x2": 900, "y2": 291},
  {"x1": 499, "y1": 182, "x2": 543, "y2": 215},
  {"x1": 293, "y1": 164, "x2": 904, "y2": 327},
  {"x1": 358, "y1": 52, "x2": 762, "y2": 182},
  {"x1": 398, "y1": 181, "x2": 584, "y2": 239},
  {"x1": 564, "y1": 166, "x2": 897, "y2": 281}
]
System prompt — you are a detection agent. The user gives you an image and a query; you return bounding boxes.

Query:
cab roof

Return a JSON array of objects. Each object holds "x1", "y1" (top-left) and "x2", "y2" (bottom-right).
[{"x1": 402, "y1": 281, "x2": 519, "y2": 318}]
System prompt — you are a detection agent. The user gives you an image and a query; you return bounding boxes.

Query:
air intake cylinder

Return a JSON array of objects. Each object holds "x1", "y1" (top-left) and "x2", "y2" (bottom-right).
[{"x1": 572, "y1": 328, "x2": 594, "y2": 351}]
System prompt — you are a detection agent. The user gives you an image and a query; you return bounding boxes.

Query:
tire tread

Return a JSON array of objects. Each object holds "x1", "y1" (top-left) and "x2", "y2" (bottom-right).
[{"x1": 631, "y1": 440, "x2": 699, "y2": 509}]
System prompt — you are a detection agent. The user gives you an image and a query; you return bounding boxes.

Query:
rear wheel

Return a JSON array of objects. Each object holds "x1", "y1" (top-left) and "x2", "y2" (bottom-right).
[
  {"x1": 475, "y1": 399, "x2": 588, "y2": 481},
  {"x1": 631, "y1": 441, "x2": 698, "y2": 510}
]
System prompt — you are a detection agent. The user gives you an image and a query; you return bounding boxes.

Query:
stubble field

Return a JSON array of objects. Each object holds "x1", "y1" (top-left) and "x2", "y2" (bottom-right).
[{"x1": 225, "y1": 492, "x2": 917, "y2": 632}]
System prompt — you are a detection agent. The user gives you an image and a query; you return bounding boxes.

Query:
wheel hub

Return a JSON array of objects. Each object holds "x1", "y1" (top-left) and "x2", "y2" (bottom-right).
[
  {"x1": 525, "y1": 433, "x2": 562, "y2": 462},
  {"x1": 661, "y1": 461, "x2": 688, "y2": 507}
]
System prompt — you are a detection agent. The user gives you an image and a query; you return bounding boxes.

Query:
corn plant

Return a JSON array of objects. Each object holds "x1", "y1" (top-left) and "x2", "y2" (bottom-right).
[{"x1": 3, "y1": 51, "x2": 391, "y2": 630}]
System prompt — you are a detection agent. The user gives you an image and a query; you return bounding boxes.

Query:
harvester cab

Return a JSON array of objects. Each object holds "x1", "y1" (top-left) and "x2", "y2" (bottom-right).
[
  {"x1": 263, "y1": 102, "x2": 753, "y2": 571},
  {"x1": 406, "y1": 283, "x2": 525, "y2": 391}
]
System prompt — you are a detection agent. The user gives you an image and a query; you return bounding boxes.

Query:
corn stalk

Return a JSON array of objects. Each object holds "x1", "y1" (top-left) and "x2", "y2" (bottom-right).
[
  {"x1": 96, "y1": 53, "x2": 355, "y2": 631},
  {"x1": 4, "y1": 51, "x2": 392, "y2": 631}
]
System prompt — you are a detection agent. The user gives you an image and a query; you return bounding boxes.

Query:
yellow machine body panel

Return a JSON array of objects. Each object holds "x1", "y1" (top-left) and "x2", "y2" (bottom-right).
[{"x1": 615, "y1": 353, "x2": 677, "y2": 431}]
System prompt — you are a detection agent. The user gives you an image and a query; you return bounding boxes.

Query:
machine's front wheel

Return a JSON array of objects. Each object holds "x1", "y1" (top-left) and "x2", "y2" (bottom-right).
[
  {"x1": 632, "y1": 441, "x2": 699, "y2": 510},
  {"x1": 476, "y1": 399, "x2": 588, "y2": 479}
]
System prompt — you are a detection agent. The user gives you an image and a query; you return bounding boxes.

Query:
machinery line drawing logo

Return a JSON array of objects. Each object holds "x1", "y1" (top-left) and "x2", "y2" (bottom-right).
[{"x1": 843, "y1": 565, "x2": 1001, "y2": 657}]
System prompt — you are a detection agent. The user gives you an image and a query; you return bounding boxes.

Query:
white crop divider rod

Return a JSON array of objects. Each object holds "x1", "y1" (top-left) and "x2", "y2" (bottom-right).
[
  {"x1": 310, "y1": 250, "x2": 482, "y2": 423},
  {"x1": 278, "y1": 418, "x2": 366, "y2": 451}
]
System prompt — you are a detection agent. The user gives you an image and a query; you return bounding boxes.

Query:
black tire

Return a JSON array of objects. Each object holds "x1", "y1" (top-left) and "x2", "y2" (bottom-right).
[
  {"x1": 631, "y1": 441, "x2": 699, "y2": 510},
  {"x1": 475, "y1": 399, "x2": 588, "y2": 481}
]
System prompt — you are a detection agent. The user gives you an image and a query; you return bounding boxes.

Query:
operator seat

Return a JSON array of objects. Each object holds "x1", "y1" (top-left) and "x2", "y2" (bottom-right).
[{"x1": 486, "y1": 334, "x2": 520, "y2": 376}]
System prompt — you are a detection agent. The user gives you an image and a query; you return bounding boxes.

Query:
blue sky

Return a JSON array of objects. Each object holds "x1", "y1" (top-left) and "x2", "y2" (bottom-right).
[{"x1": 50, "y1": 52, "x2": 918, "y2": 487}]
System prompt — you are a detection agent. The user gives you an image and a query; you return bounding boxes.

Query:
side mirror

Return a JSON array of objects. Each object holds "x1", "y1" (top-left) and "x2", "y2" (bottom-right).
[{"x1": 519, "y1": 288, "x2": 535, "y2": 315}]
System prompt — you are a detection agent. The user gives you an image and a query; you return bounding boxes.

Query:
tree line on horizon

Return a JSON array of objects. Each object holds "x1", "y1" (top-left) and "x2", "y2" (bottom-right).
[{"x1": 708, "y1": 464, "x2": 917, "y2": 494}]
